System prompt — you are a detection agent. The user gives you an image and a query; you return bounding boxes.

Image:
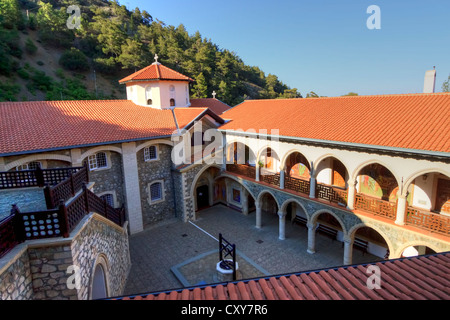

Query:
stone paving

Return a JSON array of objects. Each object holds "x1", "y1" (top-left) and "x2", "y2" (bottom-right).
[{"x1": 123, "y1": 204, "x2": 383, "y2": 296}]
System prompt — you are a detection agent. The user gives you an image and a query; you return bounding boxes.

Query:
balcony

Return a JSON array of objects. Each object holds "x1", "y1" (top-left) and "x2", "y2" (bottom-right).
[
  {"x1": 406, "y1": 206, "x2": 450, "y2": 236},
  {"x1": 354, "y1": 193, "x2": 397, "y2": 221}
]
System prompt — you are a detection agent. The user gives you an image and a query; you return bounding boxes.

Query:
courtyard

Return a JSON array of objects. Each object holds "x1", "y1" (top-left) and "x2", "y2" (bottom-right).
[{"x1": 123, "y1": 204, "x2": 382, "y2": 296}]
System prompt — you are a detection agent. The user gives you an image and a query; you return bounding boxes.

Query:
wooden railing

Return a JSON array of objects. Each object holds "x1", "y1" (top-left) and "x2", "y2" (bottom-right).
[
  {"x1": 226, "y1": 164, "x2": 256, "y2": 179},
  {"x1": 354, "y1": 193, "x2": 396, "y2": 220},
  {"x1": 0, "y1": 185, "x2": 126, "y2": 259},
  {"x1": 284, "y1": 176, "x2": 310, "y2": 195},
  {"x1": 0, "y1": 166, "x2": 83, "y2": 189},
  {"x1": 316, "y1": 183, "x2": 347, "y2": 206},
  {"x1": 260, "y1": 171, "x2": 280, "y2": 187},
  {"x1": 44, "y1": 166, "x2": 89, "y2": 209},
  {"x1": 405, "y1": 207, "x2": 450, "y2": 236}
]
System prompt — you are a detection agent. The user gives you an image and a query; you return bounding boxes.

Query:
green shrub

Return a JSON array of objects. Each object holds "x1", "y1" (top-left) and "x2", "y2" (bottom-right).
[
  {"x1": 25, "y1": 38, "x2": 37, "y2": 55},
  {"x1": 59, "y1": 48, "x2": 89, "y2": 71},
  {"x1": 0, "y1": 82, "x2": 20, "y2": 101},
  {"x1": 17, "y1": 68, "x2": 30, "y2": 79}
]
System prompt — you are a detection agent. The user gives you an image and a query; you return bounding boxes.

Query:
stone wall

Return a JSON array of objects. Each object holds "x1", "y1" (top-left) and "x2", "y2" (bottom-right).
[
  {"x1": 0, "y1": 213, "x2": 130, "y2": 300},
  {"x1": 0, "y1": 247, "x2": 33, "y2": 300},
  {"x1": 137, "y1": 144, "x2": 176, "y2": 227}
]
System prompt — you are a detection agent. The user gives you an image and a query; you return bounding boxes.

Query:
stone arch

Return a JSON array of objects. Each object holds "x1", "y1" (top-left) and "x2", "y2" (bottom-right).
[
  {"x1": 215, "y1": 173, "x2": 257, "y2": 201},
  {"x1": 225, "y1": 140, "x2": 257, "y2": 165},
  {"x1": 403, "y1": 168, "x2": 450, "y2": 197},
  {"x1": 280, "y1": 149, "x2": 312, "y2": 171},
  {"x1": 89, "y1": 253, "x2": 110, "y2": 300},
  {"x1": 5, "y1": 154, "x2": 72, "y2": 171},
  {"x1": 80, "y1": 145, "x2": 123, "y2": 162},
  {"x1": 135, "y1": 139, "x2": 174, "y2": 153},
  {"x1": 351, "y1": 159, "x2": 401, "y2": 187},
  {"x1": 280, "y1": 198, "x2": 310, "y2": 221},
  {"x1": 310, "y1": 209, "x2": 347, "y2": 235},
  {"x1": 347, "y1": 223, "x2": 394, "y2": 259},
  {"x1": 256, "y1": 189, "x2": 281, "y2": 210},
  {"x1": 190, "y1": 164, "x2": 222, "y2": 200},
  {"x1": 394, "y1": 241, "x2": 441, "y2": 259},
  {"x1": 313, "y1": 154, "x2": 350, "y2": 178}
]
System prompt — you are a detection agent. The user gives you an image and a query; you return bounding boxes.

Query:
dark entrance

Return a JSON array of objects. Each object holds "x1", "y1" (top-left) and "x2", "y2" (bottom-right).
[{"x1": 196, "y1": 185, "x2": 210, "y2": 210}]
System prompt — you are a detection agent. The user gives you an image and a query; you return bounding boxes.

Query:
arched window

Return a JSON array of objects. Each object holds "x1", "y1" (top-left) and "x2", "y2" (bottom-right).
[
  {"x1": 149, "y1": 181, "x2": 164, "y2": 203},
  {"x1": 170, "y1": 98, "x2": 175, "y2": 107},
  {"x1": 147, "y1": 99, "x2": 152, "y2": 105},
  {"x1": 144, "y1": 145, "x2": 158, "y2": 161}
]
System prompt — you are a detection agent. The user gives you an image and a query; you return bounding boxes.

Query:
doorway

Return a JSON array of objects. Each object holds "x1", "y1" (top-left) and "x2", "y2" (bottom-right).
[{"x1": 196, "y1": 185, "x2": 210, "y2": 210}]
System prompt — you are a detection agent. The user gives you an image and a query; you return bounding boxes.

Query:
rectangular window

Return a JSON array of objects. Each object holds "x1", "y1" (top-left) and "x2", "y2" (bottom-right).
[
  {"x1": 144, "y1": 146, "x2": 158, "y2": 161},
  {"x1": 96, "y1": 152, "x2": 107, "y2": 168},
  {"x1": 150, "y1": 182, "x2": 163, "y2": 202},
  {"x1": 88, "y1": 155, "x2": 98, "y2": 171},
  {"x1": 100, "y1": 194, "x2": 114, "y2": 208},
  {"x1": 16, "y1": 161, "x2": 42, "y2": 171}
]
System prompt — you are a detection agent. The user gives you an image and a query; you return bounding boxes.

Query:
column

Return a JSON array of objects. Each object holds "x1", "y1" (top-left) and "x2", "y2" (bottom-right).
[
  {"x1": 242, "y1": 189, "x2": 249, "y2": 215},
  {"x1": 343, "y1": 237, "x2": 353, "y2": 265},
  {"x1": 221, "y1": 134, "x2": 227, "y2": 172},
  {"x1": 395, "y1": 194, "x2": 407, "y2": 225},
  {"x1": 255, "y1": 203, "x2": 262, "y2": 228},
  {"x1": 346, "y1": 180, "x2": 356, "y2": 210},
  {"x1": 256, "y1": 166, "x2": 260, "y2": 182},
  {"x1": 121, "y1": 142, "x2": 144, "y2": 234},
  {"x1": 278, "y1": 210, "x2": 286, "y2": 240},
  {"x1": 307, "y1": 222, "x2": 317, "y2": 254},
  {"x1": 309, "y1": 176, "x2": 316, "y2": 199},
  {"x1": 279, "y1": 169, "x2": 285, "y2": 189},
  {"x1": 70, "y1": 148, "x2": 82, "y2": 167}
]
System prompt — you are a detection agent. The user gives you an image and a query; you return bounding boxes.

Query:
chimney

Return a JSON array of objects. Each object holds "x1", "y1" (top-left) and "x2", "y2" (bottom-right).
[{"x1": 423, "y1": 67, "x2": 436, "y2": 93}]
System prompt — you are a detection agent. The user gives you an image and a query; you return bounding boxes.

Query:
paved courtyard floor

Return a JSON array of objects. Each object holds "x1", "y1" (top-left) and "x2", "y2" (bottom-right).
[{"x1": 123, "y1": 204, "x2": 382, "y2": 296}]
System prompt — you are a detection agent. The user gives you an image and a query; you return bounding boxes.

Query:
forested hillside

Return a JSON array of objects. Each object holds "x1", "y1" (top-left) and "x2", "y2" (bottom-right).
[{"x1": 0, "y1": 0, "x2": 302, "y2": 105}]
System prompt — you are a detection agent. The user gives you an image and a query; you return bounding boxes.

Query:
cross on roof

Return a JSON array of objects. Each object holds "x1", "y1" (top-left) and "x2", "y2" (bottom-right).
[
  {"x1": 212, "y1": 91, "x2": 216, "y2": 99},
  {"x1": 154, "y1": 54, "x2": 159, "y2": 63}
]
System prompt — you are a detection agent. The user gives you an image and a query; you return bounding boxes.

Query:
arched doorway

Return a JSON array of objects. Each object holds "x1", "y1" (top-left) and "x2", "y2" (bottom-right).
[
  {"x1": 256, "y1": 191, "x2": 280, "y2": 229},
  {"x1": 91, "y1": 264, "x2": 108, "y2": 300},
  {"x1": 351, "y1": 226, "x2": 390, "y2": 263}
]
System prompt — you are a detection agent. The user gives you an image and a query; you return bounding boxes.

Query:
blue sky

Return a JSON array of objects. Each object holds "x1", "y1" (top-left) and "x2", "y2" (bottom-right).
[{"x1": 125, "y1": 0, "x2": 450, "y2": 97}]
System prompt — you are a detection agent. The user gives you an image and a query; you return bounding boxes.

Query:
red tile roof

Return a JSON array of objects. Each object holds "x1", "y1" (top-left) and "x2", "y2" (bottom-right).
[
  {"x1": 0, "y1": 100, "x2": 207, "y2": 155},
  {"x1": 119, "y1": 63, "x2": 194, "y2": 83},
  {"x1": 190, "y1": 98, "x2": 231, "y2": 115},
  {"x1": 115, "y1": 252, "x2": 450, "y2": 300},
  {"x1": 220, "y1": 93, "x2": 450, "y2": 153}
]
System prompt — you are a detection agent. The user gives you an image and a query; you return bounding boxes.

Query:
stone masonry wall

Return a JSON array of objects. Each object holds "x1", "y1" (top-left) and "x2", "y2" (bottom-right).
[
  {"x1": 137, "y1": 144, "x2": 176, "y2": 227},
  {"x1": 0, "y1": 247, "x2": 34, "y2": 300},
  {"x1": 0, "y1": 214, "x2": 130, "y2": 300}
]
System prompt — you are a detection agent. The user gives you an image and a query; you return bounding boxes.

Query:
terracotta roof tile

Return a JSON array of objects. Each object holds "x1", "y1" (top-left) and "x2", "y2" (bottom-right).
[
  {"x1": 111, "y1": 252, "x2": 450, "y2": 301},
  {"x1": 0, "y1": 100, "x2": 207, "y2": 155},
  {"x1": 190, "y1": 98, "x2": 231, "y2": 115},
  {"x1": 119, "y1": 63, "x2": 194, "y2": 83},
  {"x1": 220, "y1": 93, "x2": 450, "y2": 153}
]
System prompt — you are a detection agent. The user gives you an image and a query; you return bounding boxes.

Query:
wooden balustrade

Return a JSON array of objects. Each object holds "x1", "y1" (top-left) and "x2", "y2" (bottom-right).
[
  {"x1": 405, "y1": 207, "x2": 450, "y2": 235},
  {"x1": 0, "y1": 183, "x2": 126, "y2": 259},
  {"x1": 316, "y1": 183, "x2": 347, "y2": 206},
  {"x1": 226, "y1": 164, "x2": 256, "y2": 179},
  {"x1": 354, "y1": 193, "x2": 396, "y2": 220},
  {"x1": 284, "y1": 176, "x2": 310, "y2": 195},
  {"x1": 260, "y1": 171, "x2": 280, "y2": 186}
]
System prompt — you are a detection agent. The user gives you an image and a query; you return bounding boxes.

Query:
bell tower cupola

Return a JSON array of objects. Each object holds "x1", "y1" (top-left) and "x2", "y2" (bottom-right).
[{"x1": 119, "y1": 54, "x2": 194, "y2": 109}]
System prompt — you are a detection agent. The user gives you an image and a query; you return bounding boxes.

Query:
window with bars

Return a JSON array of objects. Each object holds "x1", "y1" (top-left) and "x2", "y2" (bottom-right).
[
  {"x1": 144, "y1": 146, "x2": 158, "y2": 161},
  {"x1": 150, "y1": 181, "x2": 163, "y2": 202},
  {"x1": 87, "y1": 152, "x2": 108, "y2": 171},
  {"x1": 16, "y1": 161, "x2": 42, "y2": 171},
  {"x1": 100, "y1": 193, "x2": 115, "y2": 208}
]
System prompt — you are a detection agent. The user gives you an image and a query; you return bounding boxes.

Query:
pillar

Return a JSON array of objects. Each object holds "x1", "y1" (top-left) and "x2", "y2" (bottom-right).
[
  {"x1": 70, "y1": 148, "x2": 82, "y2": 167},
  {"x1": 307, "y1": 222, "x2": 317, "y2": 254},
  {"x1": 256, "y1": 166, "x2": 260, "y2": 182},
  {"x1": 242, "y1": 189, "x2": 249, "y2": 215},
  {"x1": 221, "y1": 134, "x2": 227, "y2": 171},
  {"x1": 278, "y1": 210, "x2": 286, "y2": 240},
  {"x1": 343, "y1": 237, "x2": 353, "y2": 265},
  {"x1": 395, "y1": 194, "x2": 407, "y2": 225},
  {"x1": 256, "y1": 203, "x2": 262, "y2": 228},
  {"x1": 121, "y1": 142, "x2": 144, "y2": 234},
  {"x1": 309, "y1": 177, "x2": 316, "y2": 199},
  {"x1": 279, "y1": 169, "x2": 285, "y2": 189},
  {"x1": 346, "y1": 180, "x2": 356, "y2": 210}
]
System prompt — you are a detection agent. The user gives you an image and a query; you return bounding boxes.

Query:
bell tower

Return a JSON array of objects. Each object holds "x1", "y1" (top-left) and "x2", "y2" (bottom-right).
[{"x1": 119, "y1": 54, "x2": 194, "y2": 109}]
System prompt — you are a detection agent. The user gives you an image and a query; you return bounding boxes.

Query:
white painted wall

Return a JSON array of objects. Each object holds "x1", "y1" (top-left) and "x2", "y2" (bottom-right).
[{"x1": 126, "y1": 80, "x2": 190, "y2": 109}]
